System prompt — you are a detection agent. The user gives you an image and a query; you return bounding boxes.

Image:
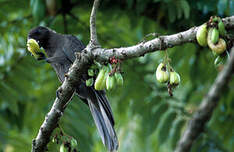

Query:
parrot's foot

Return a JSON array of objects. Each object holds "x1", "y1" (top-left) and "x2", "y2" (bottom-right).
[{"x1": 36, "y1": 52, "x2": 46, "y2": 61}]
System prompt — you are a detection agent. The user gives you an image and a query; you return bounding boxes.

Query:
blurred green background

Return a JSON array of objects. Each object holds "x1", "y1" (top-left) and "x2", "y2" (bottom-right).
[{"x1": 0, "y1": 0, "x2": 233, "y2": 151}]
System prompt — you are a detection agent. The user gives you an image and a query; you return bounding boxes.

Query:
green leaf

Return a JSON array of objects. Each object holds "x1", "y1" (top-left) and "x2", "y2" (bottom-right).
[
  {"x1": 168, "y1": 5, "x2": 176, "y2": 22},
  {"x1": 151, "y1": 102, "x2": 169, "y2": 129},
  {"x1": 156, "y1": 108, "x2": 177, "y2": 144},
  {"x1": 32, "y1": 0, "x2": 46, "y2": 22},
  {"x1": 127, "y1": 0, "x2": 134, "y2": 9},
  {"x1": 180, "y1": 0, "x2": 190, "y2": 19},
  {"x1": 169, "y1": 118, "x2": 186, "y2": 149}
]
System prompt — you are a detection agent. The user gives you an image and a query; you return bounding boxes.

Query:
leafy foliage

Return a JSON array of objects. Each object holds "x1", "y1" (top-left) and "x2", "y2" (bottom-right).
[{"x1": 0, "y1": 0, "x2": 233, "y2": 152}]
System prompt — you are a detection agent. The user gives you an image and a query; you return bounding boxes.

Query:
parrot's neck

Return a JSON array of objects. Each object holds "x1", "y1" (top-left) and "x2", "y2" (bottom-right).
[{"x1": 43, "y1": 33, "x2": 63, "y2": 57}]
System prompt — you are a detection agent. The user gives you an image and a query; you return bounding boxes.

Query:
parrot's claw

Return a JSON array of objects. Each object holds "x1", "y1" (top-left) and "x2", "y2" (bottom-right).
[{"x1": 36, "y1": 52, "x2": 46, "y2": 61}]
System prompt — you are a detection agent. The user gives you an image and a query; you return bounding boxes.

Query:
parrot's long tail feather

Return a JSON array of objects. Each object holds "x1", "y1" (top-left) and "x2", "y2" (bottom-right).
[{"x1": 88, "y1": 90, "x2": 118, "y2": 152}]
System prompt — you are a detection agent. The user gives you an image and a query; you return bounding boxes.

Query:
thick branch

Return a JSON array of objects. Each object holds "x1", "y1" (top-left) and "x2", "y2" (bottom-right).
[
  {"x1": 89, "y1": 0, "x2": 101, "y2": 46},
  {"x1": 31, "y1": 15, "x2": 234, "y2": 151},
  {"x1": 174, "y1": 46, "x2": 234, "y2": 152},
  {"x1": 31, "y1": 52, "x2": 90, "y2": 152},
  {"x1": 91, "y1": 16, "x2": 234, "y2": 61}
]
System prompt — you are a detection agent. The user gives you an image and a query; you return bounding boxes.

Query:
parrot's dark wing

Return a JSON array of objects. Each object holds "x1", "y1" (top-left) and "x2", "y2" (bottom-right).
[
  {"x1": 62, "y1": 35, "x2": 86, "y2": 63},
  {"x1": 75, "y1": 83, "x2": 118, "y2": 151},
  {"x1": 62, "y1": 35, "x2": 118, "y2": 151}
]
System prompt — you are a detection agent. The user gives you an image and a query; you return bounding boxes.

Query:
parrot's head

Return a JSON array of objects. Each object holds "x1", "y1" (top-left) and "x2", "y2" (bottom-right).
[{"x1": 28, "y1": 26, "x2": 50, "y2": 48}]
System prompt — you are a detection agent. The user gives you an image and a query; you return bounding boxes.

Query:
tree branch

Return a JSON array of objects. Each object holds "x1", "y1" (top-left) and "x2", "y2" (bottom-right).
[
  {"x1": 31, "y1": 52, "x2": 90, "y2": 152},
  {"x1": 31, "y1": 13, "x2": 234, "y2": 152},
  {"x1": 174, "y1": 46, "x2": 234, "y2": 152},
  {"x1": 89, "y1": 0, "x2": 101, "y2": 46},
  {"x1": 90, "y1": 16, "x2": 234, "y2": 61}
]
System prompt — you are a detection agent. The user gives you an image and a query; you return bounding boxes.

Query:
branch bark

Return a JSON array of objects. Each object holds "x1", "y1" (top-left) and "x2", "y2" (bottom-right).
[
  {"x1": 174, "y1": 46, "x2": 234, "y2": 152},
  {"x1": 90, "y1": 16, "x2": 234, "y2": 61},
  {"x1": 31, "y1": 52, "x2": 90, "y2": 152},
  {"x1": 30, "y1": 1, "x2": 234, "y2": 150}
]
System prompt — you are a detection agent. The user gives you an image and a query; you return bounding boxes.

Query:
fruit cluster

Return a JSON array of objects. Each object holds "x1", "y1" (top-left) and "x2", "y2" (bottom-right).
[
  {"x1": 156, "y1": 63, "x2": 180, "y2": 86},
  {"x1": 86, "y1": 61, "x2": 124, "y2": 91},
  {"x1": 52, "y1": 127, "x2": 78, "y2": 152},
  {"x1": 196, "y1": 16, "x2": 228, "y2": 66}
]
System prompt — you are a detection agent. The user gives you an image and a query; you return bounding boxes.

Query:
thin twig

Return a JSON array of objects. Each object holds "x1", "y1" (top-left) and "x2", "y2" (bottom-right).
[{"x1": 89, "y1": 0, "x2": 101, "y2": 46}]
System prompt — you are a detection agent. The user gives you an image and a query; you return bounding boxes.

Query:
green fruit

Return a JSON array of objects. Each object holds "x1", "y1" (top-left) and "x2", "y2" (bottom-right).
[
  {"x1": 107, "y1": 63, "x2": 112, "y2": 71},
  {"x1": 208, "y1": 38, "x2": 226, "y2": 55},
  {"x1": 100, "y1": 67, "x2": 109, "y2": 89},
  {"x1": 114, "y1": 72, "x2": 123, "y2": 86},
  {"x1": 106, "y1": 75, "x2": 115, "y2": 90},
  {"x1": 60, "y1": 144, "x2": 67, "y2": 152},
  {"x1": 88, "y1": 69, "x2": 94, "y2": 76},
  {"x1": 93, "y1": 60, "x2": 102, "y2": 68},
  {"x1": 169, "y1": 72, "x2": 180, "y2": 85},
  {"x1": 157, "y1": 63, "x2": 164, "y2": 71},
  {"x1": 196, "y1": 24, "x2": 208, "y2": 46},
  {"x1": 156, "y1": 63, "x2": 169, "y2": 83},
  {"x1": 156, "y1": 70, "x2": 169, "y2": 83},
  {"x1": 94, "y1": 68, "x2": 106, "y2": 90},
  {"x1": 211, "y1": 28, "x2": 219, "y2": 44},
  {"x1": 71, "y1": 138, "x2": 78, "y2": 149},
  {"x1": 27, "y1": 39, "x2": 40, "y2": 54},
  {"x1": 218, "y1": 21, "x2": 226, "y2": 36},
  {"x1": 27, "y1": 38, "x2": 45, "y2": 59},
  {"x1": 212, "y1": 16, "x2": 219, "y2": 22},
  {"x1": 86, "y1": 78, "x2": 93, "y2": 87},
  {"x1": 208, "y1": 28, "x2": 226, "y2": 54}
]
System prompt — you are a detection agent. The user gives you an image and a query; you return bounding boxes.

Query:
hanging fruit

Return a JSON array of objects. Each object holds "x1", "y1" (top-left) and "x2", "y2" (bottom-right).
[
  {"x1": 86, "y1": 78, "x2": 94, "y2": 87},
  {"x1": 94, "y1": 66, "x2": 108, "y2": 90},
  {"x1": 88, "y1": 69, "x2": 95, "y2": 77},
  {"x1": 207, "y1": 27, "x2": 226, "y2": 54},
  {"x1": 210, "y1": 28, "x2": 219, "y2": 44},
  {"x1": 196, "y1": 24, "x2": 208, "y2": 47},
  {"x1": 169, "y1": 71, "x2": 180, "y2": 85},
  {"x1": 156, "y1": 63, "x2": 169, "y2": 83},
  {"x1": 114, "y1": 72, "x2": 124, "y2": 86},
  {"x1": 106, "y1": 75, "x2": 116, "y2": 90},
  {"x1": 218, "y1": 21, "x2": 226, "y2": 36}
]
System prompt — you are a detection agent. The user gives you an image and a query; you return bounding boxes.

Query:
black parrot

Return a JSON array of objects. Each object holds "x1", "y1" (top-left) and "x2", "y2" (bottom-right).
[{"x1": 28, "y1": 26, "x2": 118, "y2": 151}]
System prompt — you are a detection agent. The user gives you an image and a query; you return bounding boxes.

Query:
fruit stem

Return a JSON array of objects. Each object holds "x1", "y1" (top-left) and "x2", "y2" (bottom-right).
[{"x1": 164, "y1": 50, "x2": 174, "y2": 72}]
